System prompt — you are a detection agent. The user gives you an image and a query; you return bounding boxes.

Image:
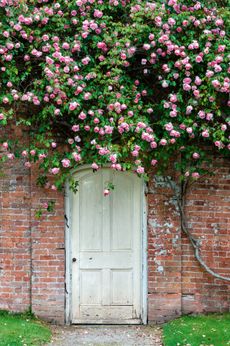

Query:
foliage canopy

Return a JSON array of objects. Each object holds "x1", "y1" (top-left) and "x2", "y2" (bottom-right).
[{"x1": 0, "y1": 0, "x2": 229, "y2": 197}]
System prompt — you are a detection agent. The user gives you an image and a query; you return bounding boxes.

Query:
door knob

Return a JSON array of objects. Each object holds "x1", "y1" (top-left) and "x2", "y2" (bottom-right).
[{"x1": 72, "y1": 258, "x2": 77, "y2": 262}]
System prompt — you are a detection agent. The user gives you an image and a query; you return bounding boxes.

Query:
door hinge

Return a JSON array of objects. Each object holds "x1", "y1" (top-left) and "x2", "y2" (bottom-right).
[
  {"x1": 64, "y1": 214, "x2": 70, "y2": 229},
  {"x1": 65, "y1": 283, "x2": 68, "y2": 294}
]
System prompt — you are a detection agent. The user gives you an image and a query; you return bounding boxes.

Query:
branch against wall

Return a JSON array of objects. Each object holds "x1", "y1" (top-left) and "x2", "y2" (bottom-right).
[{"x1": 165, "y1": 176, "x2": 230, "y2": 282}]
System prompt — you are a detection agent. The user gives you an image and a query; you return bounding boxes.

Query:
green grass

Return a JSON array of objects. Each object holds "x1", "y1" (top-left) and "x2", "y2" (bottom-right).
[
  {"x1": 0, "y1": 310, "x2": 51, "y2": 346},
  {"x1": 163, "y1": 313, "x2": 230, "y2": 346}
]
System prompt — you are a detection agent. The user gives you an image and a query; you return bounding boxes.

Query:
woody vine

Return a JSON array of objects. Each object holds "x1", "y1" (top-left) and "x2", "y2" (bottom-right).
[
  {"x1": 166, "y1": 176, "x2": 230, "y2": 282},
  {"x1": 0, "y1": 0, "x2": 229, "y2": 279}
]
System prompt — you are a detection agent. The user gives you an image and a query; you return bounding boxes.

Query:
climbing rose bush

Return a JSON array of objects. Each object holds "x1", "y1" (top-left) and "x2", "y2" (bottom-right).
[{"x1": 0, "y1": 0, "x2": 229, "y2": 194}]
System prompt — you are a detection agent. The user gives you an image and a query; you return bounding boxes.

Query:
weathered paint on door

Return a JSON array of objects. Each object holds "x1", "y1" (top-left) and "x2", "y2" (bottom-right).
[{"x1": 71, "y1": 168, "x2": 142, "y2": 324}]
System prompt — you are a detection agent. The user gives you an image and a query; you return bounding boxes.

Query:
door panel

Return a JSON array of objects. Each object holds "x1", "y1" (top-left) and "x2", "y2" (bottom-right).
[
  {"x1": 71, "y1": 168, "x2": 142, "y2": 324},
  {"x1": 79, "y1": 173, "x2": 103, "y2": 251},
  {"x1": 111, "y1": 270, "x2": 133, "y2": 305},
  {"x1": 110, "y1": 174, "x2": 133, "y2": 251},
  {"x1": 80, "y1": 270, "x2": 102, "y2": 305}
]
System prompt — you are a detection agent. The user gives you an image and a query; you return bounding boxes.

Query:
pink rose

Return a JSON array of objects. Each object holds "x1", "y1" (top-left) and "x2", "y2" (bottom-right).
[
  {"x1": 30, "y1": 150, "x2": 36, "y2": 156},
  {"x1": 214, "y1": 141, "x2": 223, "y2": 149},
  {"x1": 94, "y1": 9, "x2": 103, "y2": 18},
  {"x1": 61, "y1": 159, "x2": 71, "y2": 168},
  {"x1": 198, "y1": 111, "x2": 205, "y2": 119},
  {"x1": 192, "y1": 153, "x2": 200, "y2": 159},
  {"x1": 42, "y1": 34, "x2": 49, "y2": 41},
  {"x1": 72, "y1": 125, "x2": 80, "y2": 132},
  {"x1": 62, "y1": 42, "x2": 70, "y2": 50},
  {"x1": 115, "y1": 164, "x2": 122, "y2": 171},
  {"x1": 91, "y1": 163, "x2": 99, "y2": 170},
  {"x1": 192, "y1": 172, "x2": 200, "y2": 179},
  {"x1": 162, "y1": 80, "x2": 169, "y2": 88},
  {"x1": 103, "y1": 189, "x2": 110, "y2": 196},
  {"x1": 202, "y1": 130, "x2": 209, "y2": 138},
  {"x1": 72, "y1": 152, "x2": 81, "y2": 162},
  {"x1": 170, "y1": 110, "x2": 177, "y2": 117},
  {"x1": 78, "y1": 112, "x2": 86, "y2": 120},
  {"x1": 7, "y1": 153, "x2": 15, "y2": 160},
  {"x1": 186, "y1": 106, "x2": 193, "y2": 114},
  {"x1": 69, "y1": 102, "x2": 79, "y2": 111},
  {"x1": 51, "y1": 167, "x2": 60, "y2": 175},
  {"x1": 136, "y1": 166, "x2": 144, "y2": 174},
  {"x1": 151, "y1": 159, "x2": 158, "y2": 166},
  {"x1": 169, "y1": 94, "x2": 177, "y2": 103},
  {"x1": 150, "y1": 141, "x2": 157, "y2": 149},
  {"x1": 109, "y1": 154, "x2": 117, "y2": 163},
  {"x1": 165, "y1": 123, "x2": 173, "y2": 131},
  {"x1": 212, "y1": 80, "x2": 221, "y2": 89},
  {"x1": 39, "y1": 153, "x2": 46, "y2": 160},
  {"x1": 206, "y1": 70, "x2": 214, "y2": 78},
  {"x1": 195, "y1": 76, "x2": 202, "y2": 85},
  {"x1": 186, "y1": 127, "x2": 193, "y2": 134},
  {"x1": 193, "y1": 90, "x2": 200, "y2": 97},
  {"x1": 25, "y1": 162, "x2": 31, "y2": 168},
  {"x1": 183, "y1": 84, "x2": 191, "y2": 91},
  {"x1": 43, "y1": 202, "x2": 48, "y2": 209},
  {"x1": 46, "y1": 57, "x2": 54, "y2": 65},
  {"x1": 132, "y1": 150, "x2": 139, "y2": 157}
]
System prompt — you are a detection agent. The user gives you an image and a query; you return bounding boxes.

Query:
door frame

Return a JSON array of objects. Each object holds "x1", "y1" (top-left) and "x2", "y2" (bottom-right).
[{"x1": 64, "y1": 165, "x2": 148, "y2": 324}]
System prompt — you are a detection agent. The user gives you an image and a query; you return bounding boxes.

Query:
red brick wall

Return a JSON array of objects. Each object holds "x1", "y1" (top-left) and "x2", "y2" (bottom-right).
[
  {"x1": 0, "y1": 159, "x2": 31, "y2": 313},
  {"x1": 30, "y1": 172, "x2": 65, "y2": 324},
  {"x1": 181, "y1": 157, "x2": 230, "y2": 315},
  {"x1": 147, "y1": 158, "x2": 230, "y2": 322},
  {"x1": 147, "y1": 173, "x2": 182, "y2": 323},
  {"x1": 0, "y1": 157, "x2": 65, "y2": 324},
  {"x1": 0, "y1": 155, "x2": 229, "y2": 324}
]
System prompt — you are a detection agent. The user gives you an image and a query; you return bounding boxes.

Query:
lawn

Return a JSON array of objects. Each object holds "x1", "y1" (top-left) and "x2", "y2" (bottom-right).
[
  {"x1": 163, "y1": 313, "x2": 230, "y2": 346},
  {"x1": 0, "y1": 310, "x2": 51, "y2": 346}
]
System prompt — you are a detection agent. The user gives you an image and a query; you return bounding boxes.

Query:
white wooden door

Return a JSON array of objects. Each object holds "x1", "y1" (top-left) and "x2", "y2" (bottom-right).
[{"x1": 71, "y1": 168, "x2": 142, "y2": 324}]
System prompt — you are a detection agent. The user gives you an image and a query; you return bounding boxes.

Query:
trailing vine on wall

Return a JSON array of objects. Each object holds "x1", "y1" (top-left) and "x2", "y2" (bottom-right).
[{"x1": 166, "y1": 176, "x2": 230, "y2": 282}]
